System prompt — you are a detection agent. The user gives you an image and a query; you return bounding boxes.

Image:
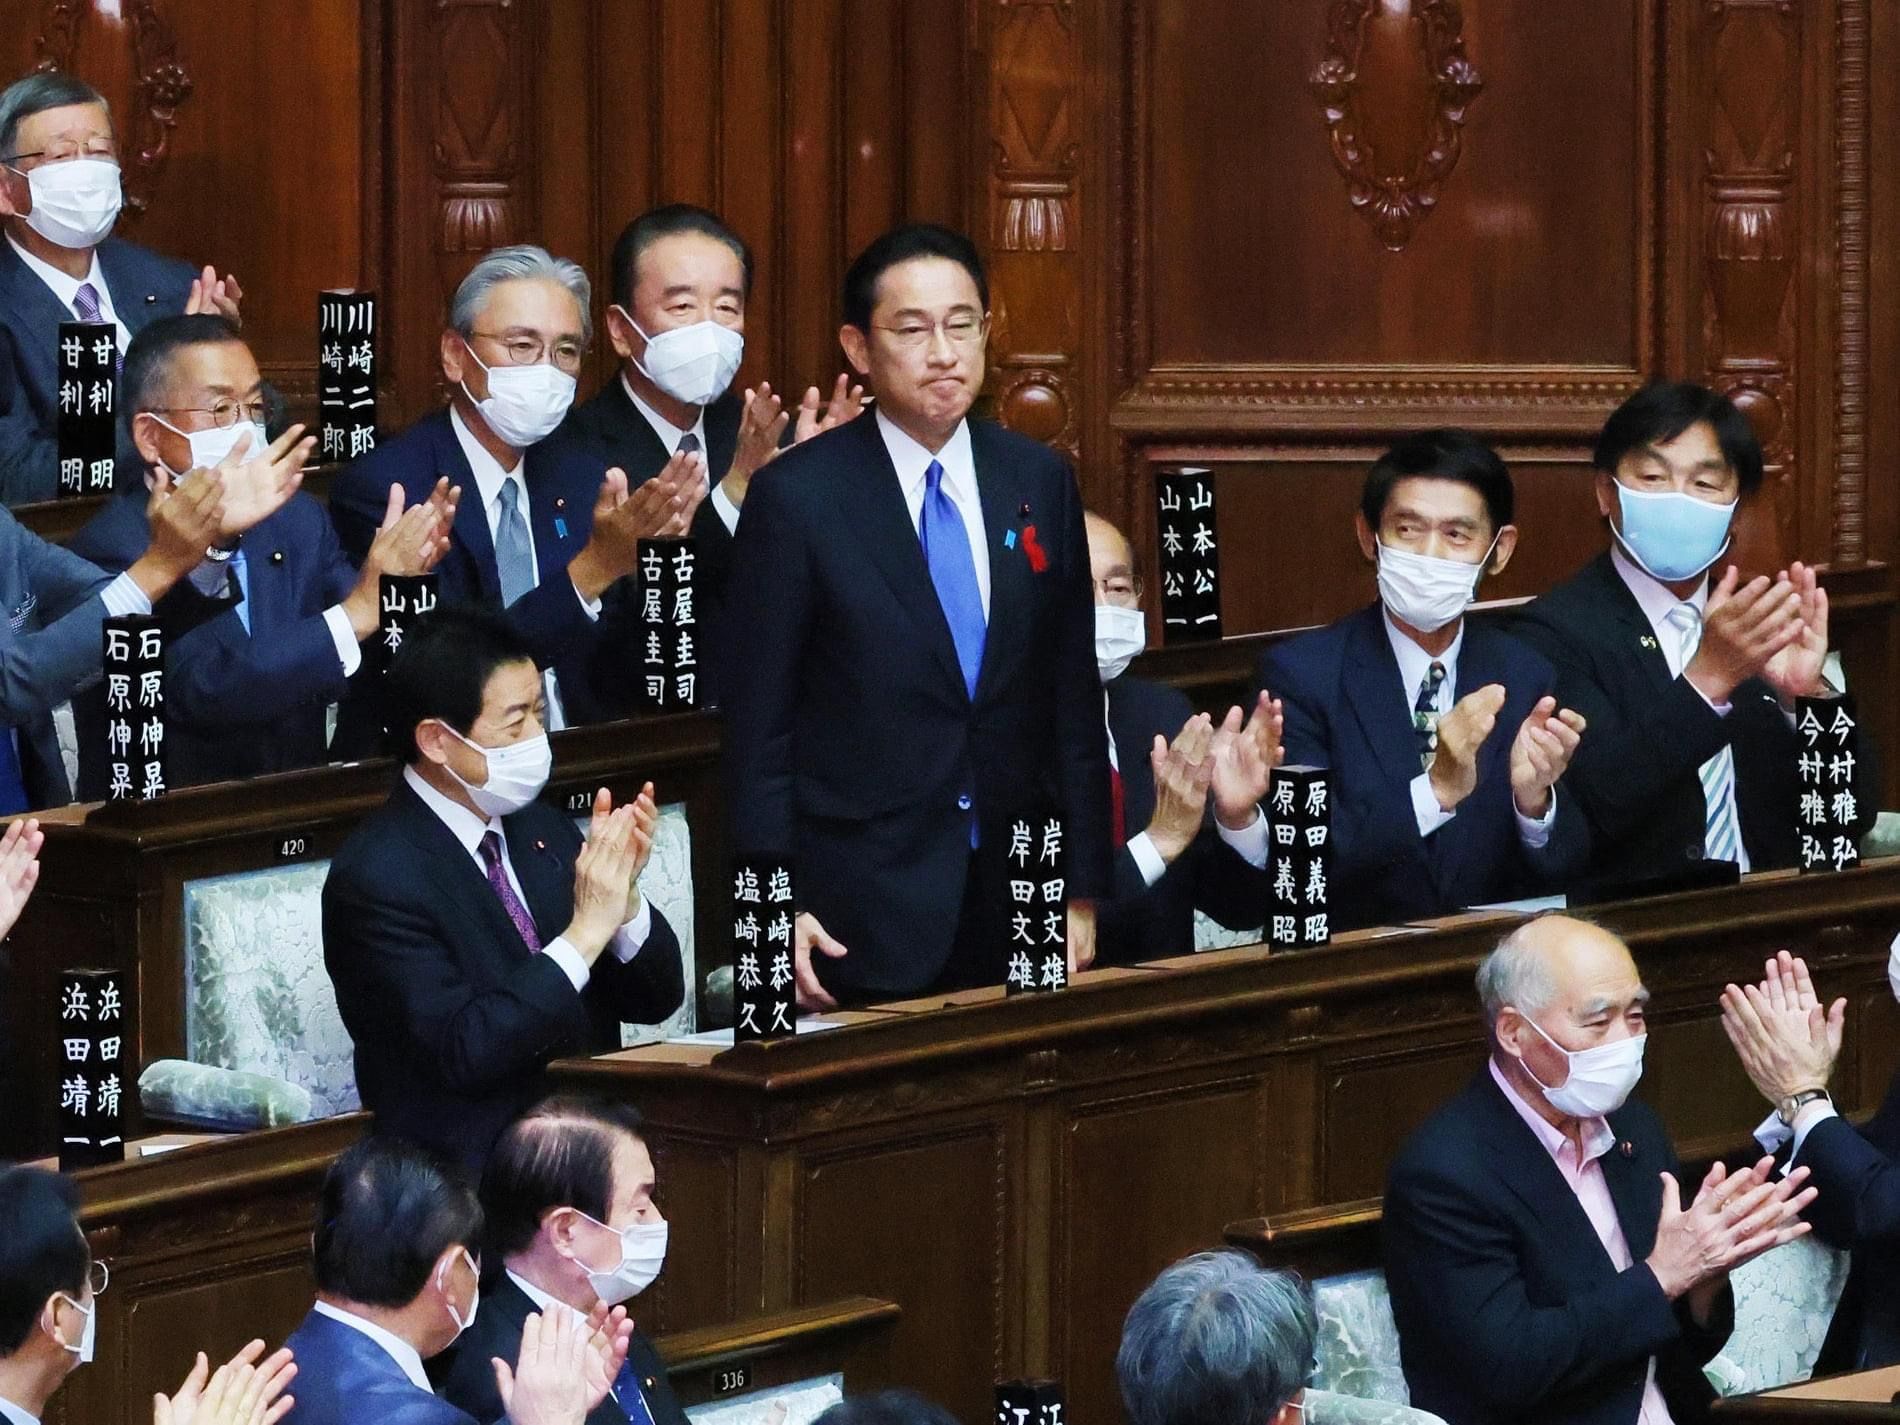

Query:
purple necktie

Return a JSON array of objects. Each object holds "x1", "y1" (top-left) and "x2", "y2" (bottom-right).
[
  {"x1": 72, "y1": 283, "x2": 121, "y2": 375},
  {"x1": 479, "y1": 831, "x2": 543, "y2": 952}
]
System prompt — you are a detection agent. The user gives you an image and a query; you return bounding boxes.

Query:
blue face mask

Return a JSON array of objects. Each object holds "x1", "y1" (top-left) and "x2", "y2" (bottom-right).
[{"x1": 1612, "y1": 484, "x2": 1736, "y2": 583}]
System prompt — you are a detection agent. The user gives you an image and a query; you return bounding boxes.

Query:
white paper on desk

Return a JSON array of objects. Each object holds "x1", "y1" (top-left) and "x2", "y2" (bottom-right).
[
  {"x1": 665, "y1": 1018, "x2": 845, "y2": 1048},
  {"x1": 139, "y1": 1142, "x2": 189, "y2": 1158},
  {"x1": 1469, "y1": 894, "x2": 1568, "y2": 914}
]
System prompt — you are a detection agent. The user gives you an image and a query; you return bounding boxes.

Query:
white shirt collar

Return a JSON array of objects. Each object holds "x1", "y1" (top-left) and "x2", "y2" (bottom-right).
[
  {"x1": 1488, "y1": 1056, "x2": 1616, "y2": 1166},
  {"x1": 876, "y1": 408, "x2": 975, "y2": 510},
  {"x1": 312, "y1": 1301, "x2": 434, "y2": 1393},
  {"x1": 0, "y1": 1393, "x2": 41, "y2": 1425},
  {"x1": 622, "y1": 372, "x2": 708, "y2": 457},
  {"x1": 1382, "y1": 609, "x2": 1464, "y2": 706},
  {"x1": 449, "y1": 404, "x2": 524, "y2": 515},
  {"x1": 505, "y1": 1267, "x2": 563, "y2": 1313},
  {"x1": 5, "y1": 233, "x2": 105, "y2": 311},
  {"x1": 404, "y1": 763, "x2": 504, "y2": 858},
  {"x1": 1610, "y1": 543, "x2": 1708, "y2": 636}
]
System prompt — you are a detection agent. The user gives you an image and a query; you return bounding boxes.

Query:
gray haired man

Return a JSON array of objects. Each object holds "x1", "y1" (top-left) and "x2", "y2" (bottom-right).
[
  {"x1": 329, "y1": 243, "x2": 703, "y2": 742},
  {"x1": 1117, "y1": 1250, "x2": 1314, "y2": 1425}
]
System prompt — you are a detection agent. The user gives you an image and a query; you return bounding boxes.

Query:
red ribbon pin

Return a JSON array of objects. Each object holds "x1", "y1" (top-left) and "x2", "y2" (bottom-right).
[{"x1": 1020, "y1": 523, "x2": 1049, "y2": 573}]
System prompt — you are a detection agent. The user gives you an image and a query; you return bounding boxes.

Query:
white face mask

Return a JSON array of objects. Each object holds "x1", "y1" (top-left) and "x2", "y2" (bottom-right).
[
  {"x1": 1521, "y1": 1016, "x2": 1647, "y2": 1119},
  {"x1": 626, "y1": 311, "x2": 744, "y2": 408},
  {"x1": 1375, "y1": 536, "x2": 1496, "y2": 635},
  {"x1": 153, "y1": 415, "x2": 269, "y2": 477},
  {"x1": 50, "y1": 1291, "x2": 95, "y2": 1364},
  {"x1": 1887, "y1": 931, "x2": 1900, "y2": 1005},
  {"x1": 438, "y1": 723, "x2": 552, "y2": 818},
  {"x1": 439, "y1": 1247, "x2": 480, "y2": 1340},
  {"x1": 462, "y1": 346, "x2": 576, "y2": 449},
  {"x1": 22, "y1": 157, "x2": 122, "y2": 250},
  {"x1": 1094, "y1": 604, "x2": 1146, "y2": 684},
  {"x1": 571, "y1": 1210, "x2": 668, "y2": 1306}
]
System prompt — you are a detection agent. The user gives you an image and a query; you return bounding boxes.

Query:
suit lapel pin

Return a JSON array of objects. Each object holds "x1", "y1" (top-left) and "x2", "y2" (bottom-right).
[
  {"x1": 1618, "y1": 1140, "x2": 1633, "y2": 1158},
  {"x1": 534, "y1": 839, "x2": 546, "y2": 851},
  {"x1": 1003, "y1": 530, "x2": 1017, "y2": 549},
  {"x1": 1639, "y1": 635, "x2": 1658, "y2": 650},
  {"x1": 270, "y1": 550, "x2": 285, "y2": 565},
  {"x1": 1021, "y1": 522, "x2": 1049, "y2": 573}
]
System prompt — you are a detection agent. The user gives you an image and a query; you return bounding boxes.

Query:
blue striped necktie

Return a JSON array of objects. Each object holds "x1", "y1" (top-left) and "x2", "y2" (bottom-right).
[{"x1": 1665, "y1": 603, "x2": 1742, "y2": 863}]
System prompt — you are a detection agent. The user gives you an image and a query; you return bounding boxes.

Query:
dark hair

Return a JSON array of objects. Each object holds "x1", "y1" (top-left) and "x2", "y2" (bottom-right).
[
  {"x1": 121, "y1": 313, "x2": 246, "y2": 428},
  {"x1": 313, "y1": 1138, "x2": 482, "y2": 1309},
  {"x1": 385, "y1": 607, "x2": 539, "y2": 763},
  {"x1": 1359, "y1": 428, "x2": 1514, "y2": 534},
  {"x1": 813, "y1": 1391, "x2": 963, "y2": 1425},
  {"x1": 1593, "y1": 380, "x2": 1764, "y2": 494},
  {"x1": 0, "y1": 1166, "x2": 87, "y2": 1356},
  {"x1": 0, "y1": 72, "x2": 109, "y2": 159},
  {"x1": 481, "y1": 1096, "x2": 647, "y2": 1258},
  {"x1": 841, "y1": 225, "x2": 988, "y2": 332},
  {"x1": 611, "y1": 204, "x2": 754, "y2": 311}
]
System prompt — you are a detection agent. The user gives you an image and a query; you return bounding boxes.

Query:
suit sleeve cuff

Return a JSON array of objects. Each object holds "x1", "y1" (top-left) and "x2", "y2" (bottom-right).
[
  {"x1": 541, "y1": 936, "x2": 591, "y2": 991},
  {"x1": 321, "y1": 605, "x2": 364, "y2": 676},
  {"x1": 711, "y1": 482, "x2": 742, "y2": 534},
  {"x1": 1791, "y1": 1101, "x2": 1839, "y2": 1158},
  {"x1": 1410, "y1": 772, "x2": 1454, "y2": 837},
  {"x1": 570, "y1": 579, "x2": 603, "y2": 621},
  {"x1": 186, "y1": 559, "x2": 231, "y2": 598},
  {"x1": 1684, "y1": 675, "x2": 1733, "y2": 717},
  {"x1": 1125, "y1": 831, "x2": 1168, "y2": 889},
  {"x1": 1515, "y1": 789, "x2": 1556, "y2": 848},
  {"x1": 1214, "y1": 808, "x2": 1270, "y2": 869},
  {"x1": 100, "y1": 571, "x2": 153, "y2": 619},
  {"x1": 607, "y1": 895, "x2": 652, "y2": 962},
  {"x1": 1754, "y1": 1109, "x2": 1793, "y2": 1157}
]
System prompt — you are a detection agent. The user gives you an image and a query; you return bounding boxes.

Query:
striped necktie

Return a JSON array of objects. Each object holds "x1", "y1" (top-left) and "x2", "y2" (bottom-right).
[
  {"x1": 1665, "y1": 603, "x2": 1742, "y2": 863},
  {"x1": 72, "y1": 282, "x2": 121, "y2": 375},
  {"x1": 1413, "y1": 661, "x2": 1447, "y2": 770}
]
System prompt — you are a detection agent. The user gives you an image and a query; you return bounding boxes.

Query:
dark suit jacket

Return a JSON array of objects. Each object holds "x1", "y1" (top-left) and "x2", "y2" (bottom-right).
[
  {"x1": 721, "y1": 411, "x2": 1111, "y2": 998},
  {"x1": 0, "y1": 235, "x2": 195, "y2": 503},
  {"x1": 282, "y1": 1308, "x2": 476, "y2": 1425},
  {"x1": 1792, "y1": 1074, "x2": 1900, "y2": 1372},
  {"x1": 327, "y1": 408, "x2": 618, "y2": 754},
  {"x1": 433, "y1": 1273, "x2": 688, "y2": 1425},
  {"x1": 1097, "y1": 673, "x2": 1268, "y2": 962},
  {"x1": 1255, "y1": 604, "x2": 1589, "y2": 928},
  {"x1": 66, "y1": 487, "x2": 358, "y2": 793},
  {"x1": 1513, "y1": 552, "x2": 1878, "y2": 881},
  {"x1": 322, "y1": 777, "x2": 685, "y2": 1172},
  {"x1": 561, "y1": 380, "x2": 742, "y2": 707},
  {"x1": 1385, "y1": 1069, "x2": 1733, "y2": 1425}
]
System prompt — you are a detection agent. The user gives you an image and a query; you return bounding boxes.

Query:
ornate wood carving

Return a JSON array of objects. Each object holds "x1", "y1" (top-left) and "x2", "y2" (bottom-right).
[
  {"x1": 1701, "y1": 0, "x2": 1800, "y2": 556},
  {"x1": 1307, "y1": 0, "x2": 1484, "y2": 251},
  {"x1": 31, "y1": 0, "x2": 193, "y2": 217},
  {"x1": 988, "y1": 0, "x2": 1082, "y2": 460},
  {"x1": 1832, "y1": 0, "x2": 1870, "y2": 567},
  {"x1": 431, "y1": 0, "x2": 528, "y2": 301}
]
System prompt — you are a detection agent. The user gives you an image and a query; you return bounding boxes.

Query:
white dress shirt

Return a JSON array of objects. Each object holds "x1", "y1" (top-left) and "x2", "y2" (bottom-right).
[
  {"x1": 0, "y1": 1394, "x2": 39, "y2": 1425},
  {"x1": 312, "y1": 1301, "x2": 434, "y2": 1393},
  {"x1": 449, "y1": 408, "x2": 601, "y2": 731},
  {"x1": 402, "y1": 765, "x2": 649, "y2": 989},
  {"x1": 7, "y1": 235, "x2": 130, "y2": 348},
  {"x1": 1105, "y1": 696, "x2": 1268, "y2": 885},
  {"x1": 1384, "y1": 613, "x2": 1554, "y2": 846},
  {"x1": 623, "y1": 373, "x2": 738, "y2": 534},
  {"x1": 877, "y1": 410, "x2": 990, "y2": 619}
]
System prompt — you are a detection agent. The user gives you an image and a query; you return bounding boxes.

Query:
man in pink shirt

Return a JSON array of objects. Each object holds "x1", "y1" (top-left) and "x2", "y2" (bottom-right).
[{"x1": 1384, "y1": 914, "x2": 1817, "y2": 1425}]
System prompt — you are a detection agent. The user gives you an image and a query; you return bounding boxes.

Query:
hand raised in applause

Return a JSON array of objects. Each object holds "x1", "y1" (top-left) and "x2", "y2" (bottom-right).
[
  {"x1": 1646, "y1": 1155, "x2": 1815, "y2": 1303},
  {"x1": 1507, "y1": 696, "x2": 1586, "y2": 819},
  {"x1": 1686, "y1": 566, "x2": 1805, "y2": 704},
  {"x1": 183, "y1": 266, "x2": 244, "y2": 325},
  {"x1": 1427, "y1": 684, "x2": 1507, "y2": 814},
  {"x1": 132, "y1": 467, "x2": 227, "y2": 598},
  {"x1": 1210, "y1": 691, "x2": 1284, "y2": 831},
  {"x1": 720, "y1": 384, "x2": 791, "y2": 508},
  {"x1": 494, "y1": 1308, "x2": 592, "y2": 1425},
  {"x1": 153, "y1": 1339, "x2": 296, "y2": 1425},
  {"x1": 561, "y1": 784, "x2": 658, "y2": 964},
  {"x1": 0, "y1": 816, "x2": 42, "y2": 940},
  {"x1": 341, "y1": 479, "x2": 458, "y2": 639},
  {"x1": 1144, "y1": 713, "x2": 1215, "y2": 865},
  {"x1": 570, "y1": 458, "x2": 703, "y2": 599},
  {"x1": 793, "y1": 374, "x2": 865, "y2": 444},
  {"x1": 201, "y1": 424, "x2": 313, "y2": 541},
  {"x1": 1720, "y1": 950, "x2": 1845, "y2": 1108},
  {"x1": 1761, "y1": 562, "x2": 1831, "y2": 709}
]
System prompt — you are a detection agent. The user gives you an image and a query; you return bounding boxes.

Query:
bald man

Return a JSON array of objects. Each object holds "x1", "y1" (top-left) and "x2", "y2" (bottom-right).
[
  {"x1": 1085, "y1": 511, "x2": 1275, "y2": 960},
  {"x1": 1383, "y1": 915, "x2": 1814, "y2": 1425}
]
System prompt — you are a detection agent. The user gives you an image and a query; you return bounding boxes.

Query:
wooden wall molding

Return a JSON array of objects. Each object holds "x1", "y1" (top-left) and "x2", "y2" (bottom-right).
[{"x1": 1832, "y1": 0, "x2": 1871, "y2": 567}]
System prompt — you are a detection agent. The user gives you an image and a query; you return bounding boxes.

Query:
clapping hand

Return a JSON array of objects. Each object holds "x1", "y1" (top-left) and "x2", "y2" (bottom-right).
[
  {"x1": 793, "y1": 374, "x2": 865, "y2": 443},
  {"x1": 1647, "y1": 1156, "x2": 1815, "y2": 1305},
  {"x1": 1427, "y1": 684, "x2": 1507, "y2": 813},
  {"x1": 342, "y1": 481, "x2": 458, "y2": 639},
  {"x1": 183, "y1": 267, "x2": 244, "y2": 325},
  {"x1": 1210, "y1": 692, "x2": 1283, "y2": 830},
  {"x1": 1507, "y1": 696, "x2": 1586, "y2": 819},
  {"x1": 723, "y1": 384, "x2": 791, "y2": 504},
  {"x1": 563, "y1": 786, "x2": 658, "y2": 962},
  {"x1": 494, "y1": 1309, "x2": 592, "y2": 1425},
  {"x1": 1762, "y1": 562, "x2": 1831, "y2": 709},
  {"x1": 1686, "y1": 567, "x2": 1805, "y2": 704},
  {"x1": 204, "y1": 424, "x2": 315, "y2": 540},
  {"x1": 0, "y1": 816, "x2": 42, "y2": 940},
  {"x1": 1145, "y1": 713, "x2": 1215, "y2": 864},
  {"x1": 579, "y1": 1301, "x2": 635, "y2": 1413},
  {"x1": 153, "y1": 1339, "x2": 295, "y2": 1425},
  {"x1": 1720, "y1": 950, "x2": 1845, "y2": 1107}
]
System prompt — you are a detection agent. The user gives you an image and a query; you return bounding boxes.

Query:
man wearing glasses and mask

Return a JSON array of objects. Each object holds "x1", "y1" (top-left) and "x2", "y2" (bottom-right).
[
  {"x1": 0, "y1": 71, "x2": 244, "y2": 503},
  {"x1": 331, "y1": 245, "x2": 682, "y2": 750}
]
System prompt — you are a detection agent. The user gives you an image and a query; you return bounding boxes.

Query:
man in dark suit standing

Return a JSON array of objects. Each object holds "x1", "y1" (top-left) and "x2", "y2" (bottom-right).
[
  {"x1": 1514, "y1": 381, "x2": 1876, "y2": 883},
  {"x1": 330, "y1": 244, "x2": 696, "y2": 747},
  {"x1": 437, "y1": 1096, "x2": 688, "y2": 1425},
  {"x1": 1386, "y1": 914, "x2": 1815, "y2": 1425},
  {"x1": 322, "y1": 609, "x2": 684, "y2": 1172},
  {"x1": 0, "y1": 71, "x2": 242, "y2": 502},
  {"x1": 67, "y1": 313, "x2": 452, "y2": 793},
  {"x1": 284, "y1": 1136, "x2": 626, "y2": 1425},
  {"x1": 722, "y1": 224, "x2": 1110, "y2": 1006},
  {"x1": 1085, "y1": 510, "x2": 1277, "y2": 962},
  {"x1": 1256, "y1": 431, "x2": 1590, "y2": 928}
]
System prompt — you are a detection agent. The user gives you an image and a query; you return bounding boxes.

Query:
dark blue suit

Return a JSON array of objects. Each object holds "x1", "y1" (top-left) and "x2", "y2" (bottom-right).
[
  {"x1": 282, "y1": 1308, "x2": 475, "y2": 1425},
  {"x1": 721, "y1": 411, "x2": 1110, "y2": 998},
  {"x1": 1385, "y1": 1070, "x2": 1732, "y2": 1425},
  {"x1": 327, "y1": 408, "x2": 619, "y2": 752},
  {"x1": 1789, "y1": 1074, "x2": 1900, "y2": 1372},
  {"x1": 1255, "y1": 604, "x2": 1588, "y2": 929},
  {"x1": 67, "y1": 488, "x2": 358, "y2": 793},
  {"x1": 0, "y1": 236, "x2": 195, "y2": 503}
]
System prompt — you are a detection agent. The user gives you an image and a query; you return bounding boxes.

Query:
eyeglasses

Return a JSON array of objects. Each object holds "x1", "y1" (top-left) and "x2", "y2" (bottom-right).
[
  {"x1": 872, "y1": 316, "x2": 986, "y2": 350},
  {"x1": 469, "y1": 330, "x2": 586, "y2": 373},
  {"x1": 1, "y1": 139, "x2": 117, "y2": 169},
  {"x1": 1093, "y1": 576, "x2": 1143, "y2": 605},
  {"x1": 151, "y1": 399, "x2": 269, "y2": 429},
  {"x1": 88, "y1": 1260, "x2": 109, "y2": 1297}
]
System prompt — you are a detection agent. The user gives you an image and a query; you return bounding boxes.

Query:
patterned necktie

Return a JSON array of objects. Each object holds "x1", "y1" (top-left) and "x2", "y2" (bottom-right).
[
  {"x1": 1109, "y1": 764, "x2": 1127, "y2": 847},
  {"x1": 478, "y1": 831, "x2": 542, "y2": 952},
  {"x1": 1665, "y1": 603, "x2": 1742, "y2": 862},
  {"x1": 494, "y1": 478, "x2": 535, "y2": 608},
  {"x1": 611, "y1": 1357, "x2": 658, "y2": 1425},
  {"x1": 1413, "y1": 660, "x2": 1448, "y2": 770},
  {"x1": 71, "y1": 283, "x2": 121, "y2": 374},
  {"x1": 918, "y1": 459, "x2": 986, "y2": 698},
  {"x1": 228, "y1": 549, "x2": 251, "y2": 635}
]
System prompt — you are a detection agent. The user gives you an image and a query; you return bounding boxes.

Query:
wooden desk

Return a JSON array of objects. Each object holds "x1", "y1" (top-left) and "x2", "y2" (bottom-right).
[
  {"x1": 551, "y1": 861, "x2": 1900, "y2": 1425},
  {"x1": 659, "y1": 1296, "x2": 902, "y2": 1409},
  {"x1": 1717, "y1": 1365, "x2": 1900, "y2": 1419}
]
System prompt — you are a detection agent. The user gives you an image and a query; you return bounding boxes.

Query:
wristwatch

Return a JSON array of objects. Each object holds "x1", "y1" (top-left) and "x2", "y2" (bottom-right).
[
  {"x1": 1777, "y1": 1087, "x2": 1832, "y2": 1126},
  {"x1": 200, "y1": 542, "x2": 238, "y2": 564}
]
